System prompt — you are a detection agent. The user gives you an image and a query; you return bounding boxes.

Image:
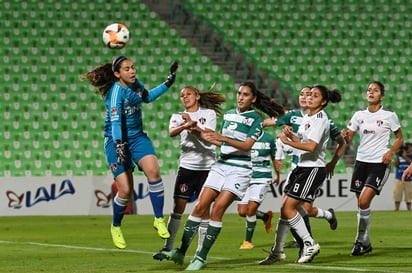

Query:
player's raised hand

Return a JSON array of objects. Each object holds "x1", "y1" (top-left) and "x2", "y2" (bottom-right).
[{"x1": 165, "y1": 61, "x2": 179, "y2": 87}]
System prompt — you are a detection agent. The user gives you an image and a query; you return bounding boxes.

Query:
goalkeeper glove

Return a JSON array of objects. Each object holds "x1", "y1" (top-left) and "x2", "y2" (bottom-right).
[{"x1": 165, "y1": 61, "x2": 179, "y2": 88}]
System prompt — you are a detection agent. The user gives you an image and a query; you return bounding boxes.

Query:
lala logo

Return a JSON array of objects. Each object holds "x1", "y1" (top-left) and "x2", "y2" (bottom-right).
[
  {"x1": 6, "y1": 179, "x2": 76, "y2": 209},
  {"x1": 94, "y1": 190, "x2": 111, "y2": 208}
]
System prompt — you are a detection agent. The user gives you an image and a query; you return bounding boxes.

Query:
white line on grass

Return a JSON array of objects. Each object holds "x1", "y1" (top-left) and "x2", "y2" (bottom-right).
[
  {"x1": 288, "y1": 264, "x2": 411, "y2": 273},
  {"x1": 0, "y1": 240, "x2": 154, "y2": 254},
  {"x1": 0, "y1": 240, "x2": 409, "y2": 273}
]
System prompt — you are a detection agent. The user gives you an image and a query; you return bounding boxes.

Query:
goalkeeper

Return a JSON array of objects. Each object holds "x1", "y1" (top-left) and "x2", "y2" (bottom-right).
[{"x1": 81, "y1": 56, "x2": 178, "y2": 248}]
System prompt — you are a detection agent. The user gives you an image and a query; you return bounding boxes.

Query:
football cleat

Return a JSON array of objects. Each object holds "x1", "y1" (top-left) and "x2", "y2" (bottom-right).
[
  {"x1": 327, "y1": 208, "x2": 338, "y2": 230},
  {"x1": 239, "y1": 240, "x2": 254, "y2": 250},
  {"x1": 297, "y1": 241, "x2": 320, "y2": 263},
  {"x1": 185, "y1": 256, "x2": 206, "y2": 271},
  {"x1": 110, "y1": 225, "x2": 127, "y2": 249},
  {"x1": 263, "y1": 210, "x2": 274, "y2": 233},
  {"x1": 162, "y1": 248, "x2": 185, "y2": 265},
  {"x1": 259, "y1": 251, "x2": 286, "y2": 265},
  {"x1": 153, "y1": 217, "x2": 170, "y2": 239},
  {"x1": 351, "y1": 241, "x2": 372, "y2": 256}
]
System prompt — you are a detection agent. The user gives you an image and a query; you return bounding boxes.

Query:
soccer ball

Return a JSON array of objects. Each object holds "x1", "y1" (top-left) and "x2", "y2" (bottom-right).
[{"x1": 102, "y1": 23, "x2": 130, "y2": 49}]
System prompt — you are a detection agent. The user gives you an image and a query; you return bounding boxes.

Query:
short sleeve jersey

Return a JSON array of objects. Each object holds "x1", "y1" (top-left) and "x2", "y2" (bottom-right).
[
  {"x1": 276, "y1": 109, "x2": 341, "y2": 165},
  {"x1": 297, "y1": 110, "x2": 330, "y2": 167},
  {"x1": 219, "y1": 109, "x2": 263, "y2": 169},
  {"x1": 169, "y1": 107, "x2": 217, "y2": 170},
  {"x1": 250, "y1": 131, "x2": 276, "y2": 183},
  {"x1": 347, "y1": 106, "x2": 401, "y2": 163},
  {"x1": 275, "y1": 137, "x2": 293, "y2": 160}
]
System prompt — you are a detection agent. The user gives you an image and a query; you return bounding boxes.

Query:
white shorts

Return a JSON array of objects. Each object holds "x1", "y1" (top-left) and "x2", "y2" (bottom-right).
[
  {"x1": 203, "y1": 162, "x2": 252, "y2": 200},
  {"x1": 238, "y1": 180, "x2": 270, "y2": 205}
]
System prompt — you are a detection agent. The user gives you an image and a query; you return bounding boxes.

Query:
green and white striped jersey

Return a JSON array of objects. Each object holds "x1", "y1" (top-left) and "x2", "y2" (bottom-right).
[
  {"x1": 218, "y1": 108, "x2": 263, "y2": 169},
  {"x1": 250, "y1": 131, "x2": 276, "y2": 185}
]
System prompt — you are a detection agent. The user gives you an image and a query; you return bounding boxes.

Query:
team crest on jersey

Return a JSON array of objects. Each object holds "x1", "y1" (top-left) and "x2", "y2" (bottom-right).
[
  {"x1": 304, "y1": 122, "x2": 310, "y2": 130},
  {"x1": 354, "y1": 179, "x2": 362, "y2": 188},
  {"x1": 198, "y1": 117, "x2": 206, "y2": 125},
  {"x1": 111, "y1": 163, "x2": 117, "y2": 172},
  {"x1": 376, "y1": 120, "x2": 383, "y2": 127},
  {"x1": 111, "y1": 108, "x2": 117, "y2": 114},
  {"x1": 250, "y1": 150, "x2": 259, "y2": 159}
]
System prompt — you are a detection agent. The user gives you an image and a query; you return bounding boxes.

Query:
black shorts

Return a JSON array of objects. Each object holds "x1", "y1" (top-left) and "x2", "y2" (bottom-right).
[
  {"x1": 173, "y1": 167, "x2": 210, "y2": 200},
  {"x1": 284, "y1": 166, "x2": 326, "y2": 202},
  {"x1": 350, "y1": 161, "x2": 390, "y2": 195}
]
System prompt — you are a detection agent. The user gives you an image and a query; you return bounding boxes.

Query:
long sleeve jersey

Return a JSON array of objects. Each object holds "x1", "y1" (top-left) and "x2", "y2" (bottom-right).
[{"x1": 103, "y1": 80, "x2": 168, "y2": 141}]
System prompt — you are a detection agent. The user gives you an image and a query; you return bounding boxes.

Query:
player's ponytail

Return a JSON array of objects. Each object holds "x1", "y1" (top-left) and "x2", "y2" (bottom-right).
[
  {"x1": 81, "y1": 63, "x2": 117, "y2": 97},
  {"x1": 313, "y1": 84, "x2": 341, "y2": 108},
  {"x1": 240, "y1": 81, "x2": 285, "y2": 118}
]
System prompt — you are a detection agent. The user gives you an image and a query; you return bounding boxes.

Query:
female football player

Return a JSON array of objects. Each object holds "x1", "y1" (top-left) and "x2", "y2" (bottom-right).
[
  {"x1": 162, "y1": 81, "x2": 284, "y2": 270},
  {"x1": 153, "y1": 86, "x2": 225, "y2": 260},
  {"x1": 81, "y1": 56, "x2": 178, "y2": 248},
  {"x1": 260, "y1": 85, "x2": 342, "y2": 264},
  {"x1": 342, "y1": 81, "x2": 403, "y2": 256}
]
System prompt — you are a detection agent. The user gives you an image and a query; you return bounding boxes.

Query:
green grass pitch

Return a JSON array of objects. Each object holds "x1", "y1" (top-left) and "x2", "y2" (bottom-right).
[{"x1": 1, "y1": 211, "x2": 412, "y2": 273}]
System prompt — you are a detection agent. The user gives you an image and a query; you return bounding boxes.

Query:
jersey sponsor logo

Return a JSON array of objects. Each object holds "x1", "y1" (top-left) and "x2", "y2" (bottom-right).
[
  {"x1": 242, "y1": 117, "x2": 254, "y2": 126},
  {"x1": 362, "y1": 129, "x2": 376, "y2": 134},
  {"x1": 124, "y1": 105, "x2": 140, "y2": 115}
]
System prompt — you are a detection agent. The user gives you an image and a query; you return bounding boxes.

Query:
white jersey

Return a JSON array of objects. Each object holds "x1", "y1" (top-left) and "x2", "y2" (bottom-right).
[
  {"x1": 169, "y1": 107, "x2": 217, "y2": 170},
  {"x1": 347, "y1": 106, "x2": 401, "y2": 163},
  {"x1": 275, "y1": 137, "x2": 293, "y2": 160},
  {"x1": 296, "y1": 110, "x2": 330, "y2": 167}
]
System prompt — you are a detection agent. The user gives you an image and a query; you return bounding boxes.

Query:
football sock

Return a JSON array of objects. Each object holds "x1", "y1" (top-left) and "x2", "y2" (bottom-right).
[
  {"x1": 298, "y1": 207, "x2": 312, "y2": 236},
  {"x1": 196, "y1": 219, "x2": 209, "y2": 254},
  {"x1": 148, "y1": 179, "x2": 164, "y2": 218},
  {"x1": 164, "y1": 213, "x2": 182, "y2": 250},
  {"x1": 273, "y1": 218, "x2": 290, "y2": 253},
  {"x1": 289, "y1": 212, "x2": 314, "y2": 245},
  {"x1": 290, "y1": 226, "x2": 304, "y2": 249},
  {"x1": 197, "y1": 220, "x2": 222, "y2": 260},
  {"x1": 357, "y1": 208, "x2": 371, "y2": 244},
  {"x1": 245, "y1": 215, "x2": 257, "y2": 242},
  {"x1": 256, "y1": 210, "x2": 267, "y2": 221},
  {"x1": 316, "y1": 208, "x2": 332, "y2": 220},
  {"x1": 112, "y1": 194, "x2": 128, "y2": 226},
  {"x1": 180, "y1": 215, "x2": 201, "y2": 255}
]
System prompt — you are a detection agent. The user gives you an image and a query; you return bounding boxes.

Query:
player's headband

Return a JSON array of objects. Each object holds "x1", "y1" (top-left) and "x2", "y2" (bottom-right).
[{"x1": 112, "y1": 56, "x2": 128, "y2": 72}]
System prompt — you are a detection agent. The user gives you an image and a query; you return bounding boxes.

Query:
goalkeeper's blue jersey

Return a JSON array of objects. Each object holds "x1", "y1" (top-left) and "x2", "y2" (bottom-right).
[{"x1": 103, "y1": 80, "x2": 168, "y2": 141}]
